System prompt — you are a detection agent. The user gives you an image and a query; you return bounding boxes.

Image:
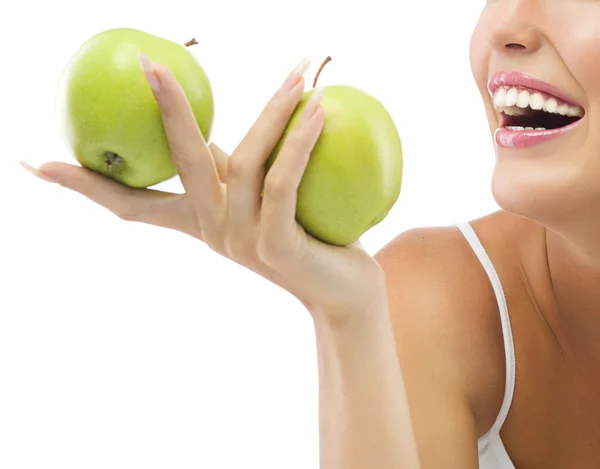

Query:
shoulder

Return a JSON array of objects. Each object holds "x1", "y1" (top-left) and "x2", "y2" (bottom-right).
[{"x1": 373, "y1": 210, "x2": 542, "y2": 437}]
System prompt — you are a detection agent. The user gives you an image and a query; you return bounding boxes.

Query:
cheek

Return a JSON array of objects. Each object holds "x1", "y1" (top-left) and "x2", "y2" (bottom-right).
[
  {"x1": 551, "y1": 9, "x2": 600, "y2": 195},
  {"x1": 469, "y1": 13, "x2": 497, "y2": 133},
  {"x1": 569, "y1": 32, "x2": 600, "y2": 129},
  {"x1": 469, "y1": 21, "x2": 490, "y2": 95},
  {"x1": 549, "y1": 7, "x2": 600, "y2": 103}
]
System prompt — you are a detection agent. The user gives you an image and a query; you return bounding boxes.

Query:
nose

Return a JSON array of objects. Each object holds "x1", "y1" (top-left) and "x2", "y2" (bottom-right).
[{"x1": 488, "y1": 0, "x2": 543, "y2": 55}]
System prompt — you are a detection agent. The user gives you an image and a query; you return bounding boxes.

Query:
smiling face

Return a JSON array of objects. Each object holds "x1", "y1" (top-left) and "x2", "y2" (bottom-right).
[{"x1": 470, "y1": 1, "x2": 600, "y2": 229}]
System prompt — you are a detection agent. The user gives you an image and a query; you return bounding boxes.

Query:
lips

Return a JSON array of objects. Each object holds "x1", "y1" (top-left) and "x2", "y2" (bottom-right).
[
  {"x1": 488, "y1": 71, "x2": 585, "y2": 149},
  {"x1": 494, "y1": 121, "x2": 583, "y2": 149}
]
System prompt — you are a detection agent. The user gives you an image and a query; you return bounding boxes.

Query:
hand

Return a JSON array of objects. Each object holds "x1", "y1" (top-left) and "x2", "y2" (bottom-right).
[{"x1": 22, "y1": 55, "x2": 387, "y2": 320}]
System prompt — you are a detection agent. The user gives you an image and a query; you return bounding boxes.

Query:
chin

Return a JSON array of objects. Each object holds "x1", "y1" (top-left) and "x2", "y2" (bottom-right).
[{"x1": 490, "y1": 154, "x2": 593, "y2": 229}]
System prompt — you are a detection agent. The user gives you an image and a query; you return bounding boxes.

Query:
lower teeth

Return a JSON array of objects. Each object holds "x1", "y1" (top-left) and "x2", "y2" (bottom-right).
[{"x1": 505, "y1": 126, "x2": 547, "y2": 131}]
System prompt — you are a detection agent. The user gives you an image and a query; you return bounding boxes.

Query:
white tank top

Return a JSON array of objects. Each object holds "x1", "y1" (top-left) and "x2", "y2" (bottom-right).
[{"x1": 455, "y1": 222, "x2": 517, "y2": 469}]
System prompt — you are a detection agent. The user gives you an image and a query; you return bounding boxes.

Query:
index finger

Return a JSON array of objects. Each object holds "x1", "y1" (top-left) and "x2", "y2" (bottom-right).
[{"x1": 138, "y1": 53, "x2": 224, "y2": 212}]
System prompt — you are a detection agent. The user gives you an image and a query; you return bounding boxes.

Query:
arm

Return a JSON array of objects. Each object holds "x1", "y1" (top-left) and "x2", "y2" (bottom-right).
[
  {"x1": 29, "y1": 52, "x2": 482, "y2": 468},
  {"x1": 311, "y1": 227, "x2": 483, "y2": 469},
  {"x1": 311, "y1": 298, "x2": 421, "y2": 469}
]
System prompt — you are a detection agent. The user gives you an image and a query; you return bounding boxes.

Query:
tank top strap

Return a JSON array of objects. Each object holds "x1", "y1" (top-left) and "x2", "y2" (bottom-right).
[{"x1": 455, "y1": 222, "x2": 516, "y2": 435}]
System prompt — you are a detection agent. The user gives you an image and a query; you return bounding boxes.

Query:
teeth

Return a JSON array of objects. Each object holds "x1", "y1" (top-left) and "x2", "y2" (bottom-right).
[
  {"x1": 494, "y1": 88, "x2": 507, "y2": 108},
  {"x1": 493, "y1": 86, "x2": 583, "y2": 117},
  {"x1": 502, "y1": 106, "x2": 527, "y2": 116},
  {"x1": 543, "y1": 98, "x2": 558, "y2": 113},
  {"x1": 516, "y1": 90, "x2": 530, "y2": 108},
  {"x1": 505, "y1": 88, "x2": 518, "y2": 106},
  {"x1": 529, "y1": 93, "x2": 545, "y2": 110},
  {"x1": 505, "y1": 126, "x2": 547, "y2": 131}
]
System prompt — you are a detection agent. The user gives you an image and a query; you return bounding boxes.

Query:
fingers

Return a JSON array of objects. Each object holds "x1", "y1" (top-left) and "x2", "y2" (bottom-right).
[
  {"x1": 258, "y1": 88, "x2": 326, "y2": 261},
  {"x1": 138, "y1": 53, "x2": 224, "y2": 221},
  {"x1": 233, "y1": 58, "x2": 311, "y2": 168},
  {"x1": 225, "y1": 58, "x2": 311, "y2": 254},
  {"x1": 209, "y1": 142, "x2": 230, "y2": 183},
  {"x1": 29, "y1": 161, "x2": 200, "y2": 238}
]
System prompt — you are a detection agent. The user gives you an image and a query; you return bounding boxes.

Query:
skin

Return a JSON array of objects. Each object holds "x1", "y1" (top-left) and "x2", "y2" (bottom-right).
[
  {"x1": 21, "y1": 1, "x2": 600, "y2": 467},
  {"x1": 484, "y1": 0, "x2": 600, "y2": 464},
  {"x1": 371, "y1": 1, "x2": 600, "y2": 467}
]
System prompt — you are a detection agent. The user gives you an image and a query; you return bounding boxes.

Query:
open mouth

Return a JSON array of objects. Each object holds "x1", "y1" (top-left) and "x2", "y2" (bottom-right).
[{"x1": 494, "y1": 86, "x2": 585, "y2": 131}]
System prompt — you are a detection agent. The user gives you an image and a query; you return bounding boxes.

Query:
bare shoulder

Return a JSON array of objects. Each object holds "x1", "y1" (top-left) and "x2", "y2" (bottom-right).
[{"x1": 373, "y1": 210, "x2": 541, "y2": 438}]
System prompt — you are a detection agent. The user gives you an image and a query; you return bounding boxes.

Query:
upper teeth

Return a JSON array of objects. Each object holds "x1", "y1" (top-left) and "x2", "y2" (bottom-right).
[{"x1": 493, "y1": 87, "x2": 583, "y2": 117}]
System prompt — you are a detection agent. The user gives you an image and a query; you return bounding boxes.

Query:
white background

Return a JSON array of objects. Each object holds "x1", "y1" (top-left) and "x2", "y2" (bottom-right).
[{"x1": 1, "y1": 1, "x2": 498, "y2": 468}]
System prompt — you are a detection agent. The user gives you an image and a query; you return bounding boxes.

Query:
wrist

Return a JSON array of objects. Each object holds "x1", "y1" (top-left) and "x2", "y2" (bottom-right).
[{"x1": 309, "y1": 286, "x2": 391, "y2": 336}]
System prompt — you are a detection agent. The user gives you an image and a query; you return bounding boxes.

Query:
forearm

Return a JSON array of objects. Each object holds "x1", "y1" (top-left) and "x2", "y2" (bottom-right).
[{"x1": 311, "y1": 298, "x2": 421, "y2": 469}]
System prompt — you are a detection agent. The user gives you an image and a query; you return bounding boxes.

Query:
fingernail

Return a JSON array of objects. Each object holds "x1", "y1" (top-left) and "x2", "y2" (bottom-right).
[
  {"x1": 138, "y1": 52, "x2": 161, "y2": 91},
  {"x1": 300, "y1": 87, "x2": 325, "y2": 122},
  {"x1": 280, "y1": 57, "x2": 311, "y2": 92},
  {"x1": 20, "y1": 160, "x2": 57, "y2": 183}
]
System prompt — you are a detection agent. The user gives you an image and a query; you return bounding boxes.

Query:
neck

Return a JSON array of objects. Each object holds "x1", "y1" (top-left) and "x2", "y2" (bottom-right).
[{"x1": 546, "y1": 225, "x2": 600, "y2": 363}]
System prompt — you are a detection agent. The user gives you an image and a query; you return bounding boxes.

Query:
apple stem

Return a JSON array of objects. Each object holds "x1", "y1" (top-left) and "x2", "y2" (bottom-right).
[
  {"x1": 184, "y1": 38, "x2": 198, "y2": 47},
  {"x1": 312, "y1": 56, "x2": 332, "y2": 88}
]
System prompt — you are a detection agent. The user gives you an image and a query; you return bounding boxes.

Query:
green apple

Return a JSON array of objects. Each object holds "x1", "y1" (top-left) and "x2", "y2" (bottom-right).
[
  {"x1": 56, "y1": 28, "x2": 214, "y2": 188},
  {"x1": 265, "y1": 66, "x2": 403, "y2": 246}
]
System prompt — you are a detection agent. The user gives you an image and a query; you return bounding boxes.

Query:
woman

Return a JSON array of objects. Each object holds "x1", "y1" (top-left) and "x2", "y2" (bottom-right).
[{"x1": 21, "y1": 2, "x2": 600, "y2": 468}]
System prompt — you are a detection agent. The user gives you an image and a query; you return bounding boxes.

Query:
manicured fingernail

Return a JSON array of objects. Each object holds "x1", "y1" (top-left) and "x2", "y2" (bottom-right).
[
  {"x1": 20, "y1": 160, "x2": 57, "y2": 183},
  {"x1": 280, "y1": 57, "x2": 311, "y2": 92},
  {"x1": 138, "y1": 52, "x2": 161, "y2": 91},
  {"x1": 300, "y1": 87, "x2": 325, "y2": 122}
]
